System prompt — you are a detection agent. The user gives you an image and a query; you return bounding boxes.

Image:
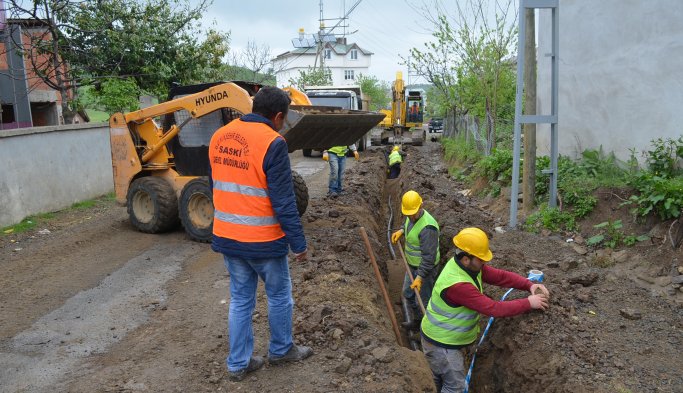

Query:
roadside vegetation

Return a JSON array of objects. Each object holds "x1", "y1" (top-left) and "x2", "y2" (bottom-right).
[
  {"x1": 1, "y1": 194, "x2": 115, "y2": 236},
  {"x1": 442, "y1": 136, "x2": 683, "y2": 248}
]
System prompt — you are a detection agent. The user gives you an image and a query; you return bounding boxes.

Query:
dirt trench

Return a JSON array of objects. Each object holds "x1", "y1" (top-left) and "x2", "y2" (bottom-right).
[{"x1": 1, "y1": 142, "x2": 681, "y2": 393}]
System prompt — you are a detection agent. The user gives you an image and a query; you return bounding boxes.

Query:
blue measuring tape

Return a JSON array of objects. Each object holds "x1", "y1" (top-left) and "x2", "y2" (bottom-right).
[{"x1": 463, "y1": 270, "x2": 544, "y2": 392}]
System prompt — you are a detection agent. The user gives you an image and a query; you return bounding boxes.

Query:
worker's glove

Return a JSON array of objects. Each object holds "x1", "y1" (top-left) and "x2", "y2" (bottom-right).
[
  {"x1": 322, "y1": 151, "x2": 329, "y2": 161},
  {"x1": 391, "y1": 229, "x2": 404, "y2": 244},
  {"x1": 353, "y1": 151, "x2": 360, "y2": 161},
  {"x1": 410, "y1": 276, "x2": 423, "y2": 292}
]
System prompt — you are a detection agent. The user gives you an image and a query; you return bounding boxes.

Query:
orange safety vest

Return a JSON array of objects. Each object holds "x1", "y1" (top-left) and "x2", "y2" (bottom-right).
[{"x1": 209, "y1": 119, "x2": 286, "y2": 242}]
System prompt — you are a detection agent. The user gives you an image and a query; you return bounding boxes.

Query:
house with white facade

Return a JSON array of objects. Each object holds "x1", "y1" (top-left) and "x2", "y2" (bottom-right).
[{"x1": 272, "y1": 36, "x2": 372, "y2": 87}]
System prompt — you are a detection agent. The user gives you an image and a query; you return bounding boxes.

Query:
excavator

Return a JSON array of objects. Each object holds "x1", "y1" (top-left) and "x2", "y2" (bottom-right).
[
  {"x1": 109, "y1": 81, "x2": 383, "y2": 242},
  {"x1": 371, "y1": 71, "x2": 426, "y2": 146}
]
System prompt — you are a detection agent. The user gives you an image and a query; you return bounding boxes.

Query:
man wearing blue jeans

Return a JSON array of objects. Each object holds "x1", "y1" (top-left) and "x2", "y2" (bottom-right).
[
  {"x1": 209, "y1": 87, "x2": 312, "y2": 382},
  {"x1": 322, "y1": 144, "x2": 359, "y2": 197}
]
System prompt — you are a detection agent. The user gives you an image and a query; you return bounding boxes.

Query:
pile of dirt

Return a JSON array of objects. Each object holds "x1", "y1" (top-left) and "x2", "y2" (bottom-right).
[{"x1": 395, "y1": 144, "x2": 682, "y2": 392}]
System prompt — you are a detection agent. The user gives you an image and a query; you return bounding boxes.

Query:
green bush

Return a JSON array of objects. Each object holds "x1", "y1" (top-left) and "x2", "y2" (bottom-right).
[
  {"x1": 626, "y1": 137, "x2": 683, "y2": 220},
  {"x1": 442, "y1": 137, "x2": 482, "y2": 166},
  {"x1": 524, "y1": 205, "x2": 577, "y2": 233}
]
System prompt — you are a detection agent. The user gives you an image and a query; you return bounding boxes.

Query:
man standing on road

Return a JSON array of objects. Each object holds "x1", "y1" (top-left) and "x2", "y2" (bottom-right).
[
  {"x1": 322, "y1": 144, "x2": 359, "y2": 197},
  {"x1": 209, "y1": 86, "x2": 313, "y2": 382},
  {"x1": 420, "y1": 227, "x2": 550, "y2": 392},
  {"x1": 391, "y1": 190, "x2": 440, "y2": 327}
]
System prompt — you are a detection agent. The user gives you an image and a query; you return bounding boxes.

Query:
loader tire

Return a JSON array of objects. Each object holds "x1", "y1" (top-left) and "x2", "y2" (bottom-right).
[
  {"x1": 302, "y1": 149, "x2": 313, "y2": 157},
  {"x1": 179, "y1": 177, "x2": 213, "y2": 242},
  {"x1": 127, "y1": 176, "x2": 179, "y2": 234},
  {"x1": 292, "y1": 170, "x2": 309, "y2": 216}
]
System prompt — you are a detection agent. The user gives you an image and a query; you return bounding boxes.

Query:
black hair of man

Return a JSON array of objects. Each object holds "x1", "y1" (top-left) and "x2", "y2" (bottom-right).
[{"x1": 252, "y1": 86, "x2": 291, "y2": 120}]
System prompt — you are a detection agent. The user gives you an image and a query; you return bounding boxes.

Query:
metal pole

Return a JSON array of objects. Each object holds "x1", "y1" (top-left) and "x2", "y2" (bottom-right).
[
  {"x1": 549, "y1": 6, "x2": 560, "y2": 207},
  {"x1": 359, "y1": 227, "x2": 404, "y2": 346},
  {"x1": 509, "y1": 0, "x2": 527, "y2": 228}
]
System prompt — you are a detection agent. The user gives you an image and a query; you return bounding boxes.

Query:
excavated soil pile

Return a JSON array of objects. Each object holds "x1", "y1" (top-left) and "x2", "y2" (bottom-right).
[{"x1": 394, "y1": 144, "x2": 683, "y2": 393}]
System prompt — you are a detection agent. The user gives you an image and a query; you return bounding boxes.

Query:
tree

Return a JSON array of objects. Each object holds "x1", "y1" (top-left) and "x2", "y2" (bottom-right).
[
  {"x1": 3, "y1": 0, "x2": 230, "y2": 119},
  {"x1": 287, "y1": 67, "x2": 332, "y2": 90},
  {"x1": 407, "y1": 0, "x2": 517, "y2": 155},
  {"x1": 357, "y1": 74, "x2": 390, "y2": 111},
  {"x1": 228, "y1": 39, "x2": 278, "y2": 85}
]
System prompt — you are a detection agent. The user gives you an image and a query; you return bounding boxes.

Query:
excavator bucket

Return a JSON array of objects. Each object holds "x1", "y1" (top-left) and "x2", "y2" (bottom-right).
[{"x1": 281, "y1": 105, "x2": 384, "y2": 152}]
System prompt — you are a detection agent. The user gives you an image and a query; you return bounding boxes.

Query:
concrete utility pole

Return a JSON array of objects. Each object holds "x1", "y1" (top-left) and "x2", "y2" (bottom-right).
[{"x1": 522, "y1": 8, "x2": 537, "y2": 215}]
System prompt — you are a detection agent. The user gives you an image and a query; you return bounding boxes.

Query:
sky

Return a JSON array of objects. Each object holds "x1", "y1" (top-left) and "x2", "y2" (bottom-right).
[{"x1": 196, "y1": 0, "x2": 442, "y2": 84}]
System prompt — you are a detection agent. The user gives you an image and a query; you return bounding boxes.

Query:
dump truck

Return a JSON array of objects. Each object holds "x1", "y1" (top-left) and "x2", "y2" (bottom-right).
[
  {"x1": 371, "y1": 72, "x2": 426, "y2": 146},
  {"x1": 302, "y1": 85, "x2": 370, "y2": 156},
  {"x1": 109, "y1": 81, "x2": 383, "y2": 242}
]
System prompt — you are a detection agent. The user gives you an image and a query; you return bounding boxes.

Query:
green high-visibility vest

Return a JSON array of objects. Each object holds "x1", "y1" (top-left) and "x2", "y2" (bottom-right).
[
  {"x1": 421, "y1": 258, "x2": 482, "y2": 346},
  {"x1": 389, "y1": 151, "x2": 402, "y2": 166},
  {"x1": 328, "y1": 146, "x2": 348, "y2": 156},
  {"x1": 403, "y1": 210, "x2": 440, "y2": 267}
]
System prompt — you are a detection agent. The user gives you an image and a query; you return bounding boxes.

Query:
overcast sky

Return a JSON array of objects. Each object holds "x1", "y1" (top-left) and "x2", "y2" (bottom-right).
[{"x1": 197, "y1": 0, "x2": 442, "y2": 84}]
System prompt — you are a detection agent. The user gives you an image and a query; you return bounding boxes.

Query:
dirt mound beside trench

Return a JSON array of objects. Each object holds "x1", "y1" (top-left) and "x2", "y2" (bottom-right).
[{"x1": 396, "y1": 144, "x2": 682, "y2": 393}]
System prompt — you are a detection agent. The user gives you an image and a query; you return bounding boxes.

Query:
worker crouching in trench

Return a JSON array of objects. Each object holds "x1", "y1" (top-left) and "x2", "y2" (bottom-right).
[{"x1": 391, "y1": 190, "x2": 440, "y2": 328}]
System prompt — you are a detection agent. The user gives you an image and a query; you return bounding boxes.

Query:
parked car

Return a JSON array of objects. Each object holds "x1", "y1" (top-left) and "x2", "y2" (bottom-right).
[{"x1": 428, "y1": 117, "x2": 443, "y2": 133}]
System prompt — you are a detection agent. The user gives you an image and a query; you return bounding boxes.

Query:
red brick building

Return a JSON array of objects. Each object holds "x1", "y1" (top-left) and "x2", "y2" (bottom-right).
[{"x1": 0, "y1": 18, "x2": 85, "y2": 130}]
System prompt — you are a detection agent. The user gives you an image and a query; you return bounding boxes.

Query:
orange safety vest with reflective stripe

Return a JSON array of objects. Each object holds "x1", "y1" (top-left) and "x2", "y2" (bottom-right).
[{"x1": 209, "y1": 118, "x2": 285, "y2": 242}]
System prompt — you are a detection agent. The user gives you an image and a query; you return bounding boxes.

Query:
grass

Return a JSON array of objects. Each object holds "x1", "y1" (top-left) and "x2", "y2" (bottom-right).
[
  {"x1": 2, "y1": 212, "x2": 55, "y2": 235},
  {"x1": 1, "y1": 193, "x2": 115, "y2": 236}
]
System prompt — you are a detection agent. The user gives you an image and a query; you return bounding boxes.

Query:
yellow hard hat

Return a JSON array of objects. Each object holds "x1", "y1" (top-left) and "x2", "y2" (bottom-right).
[
  {"x1": 392, "y1": 145, "x2": 400, "y2": 152},
  {"x1": 452, "y1": 227, "x2": 493, "y2": 262},
  {"x1": 401, "y1": 190, "x2": 422, "y2": 215}
]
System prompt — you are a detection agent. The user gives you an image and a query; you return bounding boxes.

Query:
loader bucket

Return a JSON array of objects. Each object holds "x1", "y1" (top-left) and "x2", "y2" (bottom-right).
[{"x1": 281, "y1": 105, "x2": 385, "y2": 152}]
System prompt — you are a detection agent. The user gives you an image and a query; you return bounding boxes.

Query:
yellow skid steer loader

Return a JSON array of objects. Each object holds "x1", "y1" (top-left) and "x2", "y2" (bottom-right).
[{"x1": 110, "y1": 81, "x2": 383, "y2": 242}]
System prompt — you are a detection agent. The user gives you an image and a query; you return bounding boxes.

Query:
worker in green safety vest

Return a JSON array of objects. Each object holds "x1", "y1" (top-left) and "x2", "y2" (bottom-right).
[
  {"x1": 387, "y1": 145, "x2": 403, "y2": 179},
  {"x1": 391, "y1": 190, "x2": 440, "y2": 328},
  {"x1": 420, "y1": 227, "x2": 550, "y2": 392},
  {"x1": 322, "y1": 144, "x2": 359, "y2": 198}
]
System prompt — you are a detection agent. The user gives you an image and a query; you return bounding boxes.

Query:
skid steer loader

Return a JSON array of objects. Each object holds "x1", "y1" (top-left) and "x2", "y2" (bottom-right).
[{"x1": 110, "y1": 81, "x2": 383, "y2": 242}]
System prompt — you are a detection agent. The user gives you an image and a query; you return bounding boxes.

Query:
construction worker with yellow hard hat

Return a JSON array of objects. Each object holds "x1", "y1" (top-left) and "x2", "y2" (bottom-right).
[
  {"x1": 391, "y1": 190, "x2": 440, "y2": 328},
  {"x1": 420, "y1": 227, "x2": 551, "y2": 392},
  {"x1": 387, "y1": 145, "x2": 403, "y2": 179}
]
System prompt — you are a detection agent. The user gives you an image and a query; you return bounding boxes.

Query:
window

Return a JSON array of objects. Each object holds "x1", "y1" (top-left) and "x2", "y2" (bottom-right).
[
  {"x1": 350, "y1": 49, "x2": 358, "y2": 60},
  {"x1": 344, "y1": 70, "x2": 355, "y2": 80},
  {"x1": 324, "y1": 49, "x2": 331, "y2": 59}
]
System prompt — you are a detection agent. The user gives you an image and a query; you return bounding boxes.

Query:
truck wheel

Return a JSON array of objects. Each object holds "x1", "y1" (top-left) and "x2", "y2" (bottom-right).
[
  {"x1": 127, "y1": 176, "x2": 179, "y2": 233},
  {"x1": 292, "y1": 170, "x2": 308, "y2": 216},
  {"x1": 302, "y1": 149, "x2": 313, "y2": 157},
  {"x1": 179, "y1": 177, "x2": 213, "y2": 242}
]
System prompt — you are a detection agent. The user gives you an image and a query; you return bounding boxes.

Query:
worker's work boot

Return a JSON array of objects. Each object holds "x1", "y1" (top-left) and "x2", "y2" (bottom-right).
[
  {"x1": 268, "y1": 344, "x2": 313, "y2": 366},
  {"x1": 228, "y1": 356, "x2": 265, "y2": 382}
]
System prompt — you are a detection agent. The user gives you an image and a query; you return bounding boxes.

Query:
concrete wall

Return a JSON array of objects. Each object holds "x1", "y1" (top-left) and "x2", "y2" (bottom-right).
[
  {"x1": 0, "y1": 122, "x2": 113, "y2": 227},
  {"x1": 537, "y1": 0, "x2": 683, "y2": 162}
]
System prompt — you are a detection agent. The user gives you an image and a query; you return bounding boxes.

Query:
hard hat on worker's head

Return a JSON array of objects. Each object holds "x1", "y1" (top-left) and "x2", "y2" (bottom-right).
[
  {"x1": 401, "y1": 190, "x2": 422, "y2": 215},
  {"x1": 392, "y1": 145, "x2": 400, "y2": 152},
  {"x1": 453, "y1": 227, "x2": 493, "y2": 262}
]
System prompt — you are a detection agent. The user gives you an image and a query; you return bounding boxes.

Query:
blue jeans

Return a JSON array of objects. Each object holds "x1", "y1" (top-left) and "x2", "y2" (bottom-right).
[
  {"x1": 402, "y1": 265, "x2": 434, "y2": 318},
  {"x1": 224, "y1": 255, "x2": 293, "y2": 372},
  {"x1": 328, "y1": 153, "x2": 346, "y2": 194}
]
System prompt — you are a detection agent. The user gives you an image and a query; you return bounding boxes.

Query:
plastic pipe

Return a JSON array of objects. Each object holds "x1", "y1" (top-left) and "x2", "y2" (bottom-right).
[{"x1": 464, "y1": 270, "x2": 544, "y2": 393}]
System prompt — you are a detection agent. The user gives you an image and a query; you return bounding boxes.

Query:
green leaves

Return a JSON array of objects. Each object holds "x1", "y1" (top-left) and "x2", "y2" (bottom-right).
[
  {"x1": 587, "y1": 220, "x2": 648, "y2": 249},
  {"x1": 356, "y1": 74, "x2": 390, "y2": 111}
]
